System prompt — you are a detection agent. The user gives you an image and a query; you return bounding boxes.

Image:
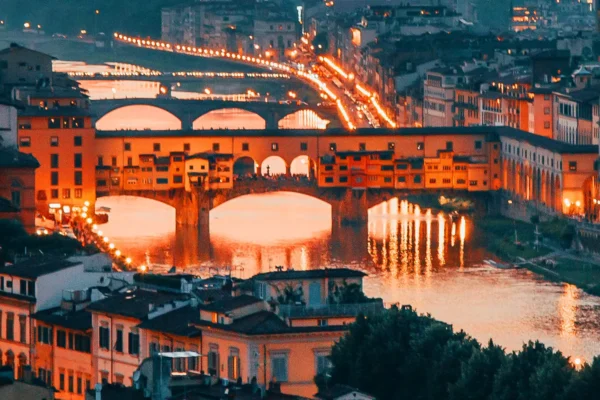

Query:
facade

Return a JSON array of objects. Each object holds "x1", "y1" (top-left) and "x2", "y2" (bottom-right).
[
  {"x1": 0, "y1": 147, "x2": 39, "y2": 232},
  {"x1": 16, "y1": 87, "x2": 96, "y2": 222},
  {"x1": 0, "y1": 98, "x2": 19, "y2": 146},
  {"x1": 553, "y1": 86, "x2": 599, "y2": 145},
  {"x1": 254, "y1": 19, "x2": 299, "y2": 60},
  {"x1": 528, "y1": 86, "x2": 554, "y2": 139},
  {"x1": 0, "y1": 44, "x2": 54, "y2": 90}
]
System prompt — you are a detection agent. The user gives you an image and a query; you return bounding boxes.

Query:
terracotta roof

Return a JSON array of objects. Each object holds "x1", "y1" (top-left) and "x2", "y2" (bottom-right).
[
  {"x1": 199, "y1": 294, "x2": 262, "y2": 313},
  {"x1": 0, "y1": 257, "x2": 79, "y2": 279},
  {"x1": 253, "y1": 268, "x2": 366, "y2": 282},
  {"x1": 0, "y1": 148, "x2": 40, "y2": 168},
  {"x1": 136, "y1": 305, "x2": 201, "y2": 337},
  {"x1": 32, "y1": 307, "x2": 92, "y2": 331},
  {"x1": 86, "y1": 288, "x2": 189, "y2": 319}
]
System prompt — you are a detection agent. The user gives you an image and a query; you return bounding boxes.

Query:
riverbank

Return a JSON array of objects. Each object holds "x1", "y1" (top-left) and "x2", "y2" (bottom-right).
[{"x1": 476, "y1": 215, "x2": 600, "y2": 295}]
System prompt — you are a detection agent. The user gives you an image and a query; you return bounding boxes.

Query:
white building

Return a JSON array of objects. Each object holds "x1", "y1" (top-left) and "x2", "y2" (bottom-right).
[{"x1": 0, "y1": 98, "x2": 18, "y2": 147}]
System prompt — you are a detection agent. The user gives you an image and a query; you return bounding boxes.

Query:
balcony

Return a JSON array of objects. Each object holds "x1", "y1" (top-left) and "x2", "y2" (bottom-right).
[{"x1": 277, "y1": 300, "x2": 384, "y2": 319}]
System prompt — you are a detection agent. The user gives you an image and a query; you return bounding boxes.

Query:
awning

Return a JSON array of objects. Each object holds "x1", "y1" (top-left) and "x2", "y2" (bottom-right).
[{"x1": 158, "y1": 351, "x2": 201, "y2": 359}]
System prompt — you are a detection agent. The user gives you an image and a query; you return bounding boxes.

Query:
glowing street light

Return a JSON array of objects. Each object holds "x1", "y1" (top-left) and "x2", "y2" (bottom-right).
[
  {"x1": 86, "y1": 217, "x2": 93, "y2": 224},
  {"x1": 115, "y1": 250, "x2": 121, "y2": 257},
  {"x1": 24, "y1": 22, "x2": 31, "y2": 29},
  {"x1": 103, "y1": 237, "x2": 109, "y2": 243},
  {"x1": 204, "y1": 88, "x2": 212, "y2": 95},
  {"x1": 126, "y1": 257, "x2": 132, "y2": 264},
  {"x1": 97, "y1": 230, "x2": 103, "y2": 237},
  {"x1": 109, "y1": 243, "x2": 115, "y2": 250}
]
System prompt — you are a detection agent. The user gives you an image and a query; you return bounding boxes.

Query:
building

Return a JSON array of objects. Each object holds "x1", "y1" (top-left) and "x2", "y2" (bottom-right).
[
  {"x1": 0, "y1": 256, "x2": 115, "y2": 380},
  {"x1": 16, "y1": 87, "x2": 96, "y2": 223},
  {"x1": 0, "y1": 147, "x2": 39, "y2": 232},
  {"x1": 0, "y1": 98, "x2": 19, "y2": 146},
  {"x1": 315, "y1": 384, "x2": 375, "y2": 400},
  {"x1": 86, "y1": 288, "x2": 191, "y2": 386},
  {"x1": 528, "y1": 85, "x2": 555, "y2": 139},
  {"x1": 0, "y1": 366, "x2": 55, "y2": 400},
  {"x1": 553, "y1": 86, "x2": 600, "y2": 145},
  {"x1": 253, "y1": 18, "x2": 299, "y2": 60},
  {"x1": 0, "y1": 43, "x2": 54, "y2": 92}
]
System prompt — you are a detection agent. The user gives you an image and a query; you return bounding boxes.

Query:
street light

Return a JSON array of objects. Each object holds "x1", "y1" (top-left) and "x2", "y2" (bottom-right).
[{"x1": 24, "y1": 22, "x2": 31, "y2": 29}]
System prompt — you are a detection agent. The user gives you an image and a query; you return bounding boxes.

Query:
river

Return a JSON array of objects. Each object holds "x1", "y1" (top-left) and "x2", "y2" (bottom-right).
[{"x1": 95, "y1": 194, "x2": 600, "y2": 363}]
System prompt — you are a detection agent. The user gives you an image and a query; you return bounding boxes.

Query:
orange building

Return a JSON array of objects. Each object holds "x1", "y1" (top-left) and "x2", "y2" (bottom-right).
[
  {"x1": 32, "y1": 300, "x2": 93, "y2": 400},
  {"x1": 528, "y1": 86, "x2": 554, "y2": 139},
  {"x1": 0, "y1": 147, "x2": 39, "y2": 232},
  {"x1": 453, "y1": 87, "x2": 479, "y2": 127},
  {"x1": 16, "y1": 87, "x2": 96, "y2": 223}
]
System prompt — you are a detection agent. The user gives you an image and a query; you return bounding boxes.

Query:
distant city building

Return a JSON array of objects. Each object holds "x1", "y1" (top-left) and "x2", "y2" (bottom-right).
[{"x1": 0, "y1": 44, "x2": 54, "y2": 94}]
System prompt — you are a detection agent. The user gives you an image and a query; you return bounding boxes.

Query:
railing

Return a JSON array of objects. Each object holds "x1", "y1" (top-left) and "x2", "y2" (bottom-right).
[{"x1": 277, "y1": 300, "x2": 384, "y2": 318}]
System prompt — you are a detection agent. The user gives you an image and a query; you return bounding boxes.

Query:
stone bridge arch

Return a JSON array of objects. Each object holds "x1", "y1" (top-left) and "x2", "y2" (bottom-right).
[{"x1": 95, "y1": 104, "x2": 183, "y2": 130}]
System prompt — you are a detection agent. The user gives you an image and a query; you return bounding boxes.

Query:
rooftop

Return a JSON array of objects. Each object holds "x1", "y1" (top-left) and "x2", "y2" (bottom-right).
[
  {"x1": 253, "y1": 268, "x2": 367, "y2": 282},
  {"x1": 86, "y1": 287, "x2": 189, "y2": 319},
  {"x1": 200, "y1": 294, "x2": 263, "y2": 313},
  {"x1": 315, "y1": 384, "x2": 373, "y2": 400},
  {"x1": 0, "y1": 43, "x2": 56, "y2": 59},
  {"x1": 18, "y1": 106, "x2": 93, "y2": 117},
  {"x1": 136, "y1": 305, "x2": 201, "y2": 337},
  {"x1": 32, "y1": 307, "x2": 92, "y2": 331},
  {"x1": 0, "y1": 257, "x2": 79, "y2": 279},
  {"x1": 0, "y1": 147, "x2": 40, "y2": 169}
]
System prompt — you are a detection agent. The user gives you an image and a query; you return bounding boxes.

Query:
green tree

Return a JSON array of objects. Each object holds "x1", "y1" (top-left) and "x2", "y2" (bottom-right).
[
  {"x1": 450, "y1": 339, "x2": 506, "y2": 400},
  {"x1": 562, "y1": 357, "x2": 600, "y2": 400},
  {"x1": 491, "y1": 341, "x2": 573, "y2": 400},
  {"x1": 328, "y1": 281, "x2": 370, "y2": 304}
]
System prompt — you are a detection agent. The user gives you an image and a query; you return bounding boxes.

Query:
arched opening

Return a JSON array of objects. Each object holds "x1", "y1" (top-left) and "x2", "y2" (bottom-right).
[
  {"x1": 278, "y1": 110, "x2": 329, "y2": 129},
  {"x1": 193, "y1": 108, "x2": 266, "y2": 130},
  {"x1": 5, "y1": 350, "x2": 14, "y2": 373},
  {"x1": 233, "y1": 156, "x2": 258, "y2": 178},
  {"x1": 554, "y1": 175, "x2": 561, "y2": 211},
  {"x1": 289, "y1": 155, "x2": 315, "y2": 177},
  {"x1": 96, "y1": 105, "x2": 182, "y2": 130},
  {"x1": 261, "y1": 156, "x2": 287, "y2": 176},
  {"x1": 17, "y1": 353, "x2": 26, "y2": 379},
  {"x1": 95, "y1": 196, "x2": 176, "y2": 265}
]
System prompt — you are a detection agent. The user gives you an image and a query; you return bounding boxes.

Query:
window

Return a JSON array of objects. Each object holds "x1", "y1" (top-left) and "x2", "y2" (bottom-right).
[
  {"x1": 99, "y1": 326, "x2": 110, "y2": 350},
  {"x1": 51, "y1": 189, "x2": 58, "y2": 198},
  {"x1": 57, "y1": 330, "x2": 66, "y2": 347},
  {"x1": 74, "y1": 136, "x2": 82, "y2": 146},
  {"x1": 50, "y1": 136, "x2": 59, "y2": 147},
  {"x1": 6, "y1": 313, "x2": 14, "y2": 340},
  {"x1": 446, "y1": 141, "x2": 453, "y2": 151},
  {"x1": 388, "y1": 142, "x2": 395, "y2": 150},
  {"x1": 339, "y1": 176, "x2": 348, "y2": 183},
  {"x1": 469, "y1": 180, "x2": 478, "y2": 186},
  {"x1": 111, "y1": 156, "x2": 117, "y2": 167},
  {"x1": 300, "y1": 142, "x2": 308, "y2": 151},
  {"x1": 339, "y1": 165, "x2": 348, "y2": 171},
  {"x1": 271, "y1": 354, "x2": 288, "y2": 382},
  {"x1": 75, "y1": 189, "x2": 82, "y2": 198},
  {"x1": 128, "y1": 332, "x2": 139, "y2": 355},
  {"x1": 11, "y1": 191, "x2": 21, "y2": 208},
  {"x1": 77, "y1": 377, "x2": 82, "y2": 394},
  {"x1": 208, "y1": 346, "x2": 219, "y2": 376},
  {"x1": 149, "y1": 342, "x2": 159, "y2": 356},
  {"x1": 48, "y1": 118, "x2": 60, "y2": 129},
  {"x1": 68, "y1": 374, "x2": 74, "y2": 393},
  {"x1": 329, "y1": 143, "x2": 336, "y2": 152},
  {"x1": 75, "y1": 171, "x2": 83, "y2": 186},
  {"x1": 569, "y1": 161, "x2": 577, "y2": 171},
  {"x1": 59, "y1": 373, "x2": 65, "y2": 391},
  {"x1": 183, "y1": 143, "x2": 191, "y2": 152},
  {"x1": 242, "y1": 143, "x2": 249, "y2": 151},
  {"x1": 429, "y1": 178, "x2": 437, "y2": 184},
  {"x1": 75, "y1": 334, "x2": 91, "y2": 353},
  {"x1": 74, "y1": 153, "x2": 82, "y2": 168},
  {"x1": 544, "y1": 107, "x2": 550, "y2": 115},
  {"x1": 417, "y1": 142, "x2": 424, "y2": 150},
  {"x1": 381, "y1": 165, "x2": 394, "y2": 171},
  {"x1": 153, "y1": 143, "x2": 161, "y2": 152},
  {"x1": 325, "y1": 177, "x2": 334, "y2": 183},
  {"x1": 50, "y1": 154, "x2": 59, "y2": 168},
  {"x1": 212, "y1": 143, "x2": 220, "y2": 151},
  {"x1": 51, "y1": 172, "x2": 59, "y2": 186},
  {"x1": 115, "y1": 329, "x2": 123, "y2": 352},
  {"x1": 19, "y1": 137, "x2": 31, "y2": 147},
  {"x1": 127, "y1": 157, "x2": 132, "y2": 167},
  {"x1": 157, "y1": 178, "x2": 169, "y2": 184},
  {"x1": 62, "y1": 189, "x2": 70, "y2": 199},
  {"x1": 228, "y1": 349, "x2": 240, "y2": 380},
  {"x1": 19, "y1": 315, "x2": 26, "y2": 343},
  {"x1": 71, "y1": 118, "x2": 84, "y2": 129},
  {"x1": 414, "y1": 175, "x2": 422, "y2": 184},
  {"x1": 359, "y1": 143, "x2": 366, "y2": 151},
  {"x1": 20, "y1": 280, "x2": 26, "y2": 295},
  {"x1": 397, "y1": 176, "x2": 406, "y2": 183},
  {"x1": 544, "y1": 121, "x2": 551, "y2": 129},
  {"x1": 124, "y1": 142, "x2": 131, "y2": 151},
  {"x1": 457, "y1": 179, "x2": 466, "y2": 184},
  {"x1": 474, "y1": 140, "x2": 482, "y2": 150},
  {"x1": 443, "y1": 178, "x2": 451, "y2": 184},
  {"x1": 316, "y1": 353, "x2": 331, "y2": 375},
  {"x1": 271, "y1": 143, "x2": 279, "y2": 151},
  {"x1": 188, "y1": 346, "x2": 199, "y2": 371}
]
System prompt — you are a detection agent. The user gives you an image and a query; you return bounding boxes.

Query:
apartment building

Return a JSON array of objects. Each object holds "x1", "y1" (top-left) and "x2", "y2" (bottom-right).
[
  {"x1": 0, "y1": 147, "x2": 39, "y2": 232},
  {"x1": 553, "y1": 86, "x2": 600, "y2": 145}
]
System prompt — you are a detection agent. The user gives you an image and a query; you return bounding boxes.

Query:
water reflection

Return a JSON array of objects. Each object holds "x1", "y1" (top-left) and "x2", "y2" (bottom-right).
[{"x1": 95, "y1": 194, "x2": 600, "y2": 361}]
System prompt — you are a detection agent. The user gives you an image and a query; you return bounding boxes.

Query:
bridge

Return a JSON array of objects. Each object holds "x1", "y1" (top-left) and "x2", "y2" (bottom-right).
[
  {"x1": 91, "y1": 98, "x2": 340, "y2": 130},
  {"x1": 96, "y1": 179, "x2": 446, "y2": 228},
  {"x1": 69, "y1": 71, "x2": 292, "y2": 84}
]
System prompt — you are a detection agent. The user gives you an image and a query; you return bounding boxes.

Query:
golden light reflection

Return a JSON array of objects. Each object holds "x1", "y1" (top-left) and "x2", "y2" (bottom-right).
[
  {"x1": 558, "y1": 283, "x2": 578, "y2": 338},
  {"x1": 451, "y1": 222, "x2": 456, "y2": 247},
  {"x1": 459, "y1": 216, "x2": 466, "y2": 269},
  {"x1": 425, "y1": 212, "x2": 432, "y2": 279},
  {"x1": 438, "y1": 213, "x2": 446, "y2": 266}
]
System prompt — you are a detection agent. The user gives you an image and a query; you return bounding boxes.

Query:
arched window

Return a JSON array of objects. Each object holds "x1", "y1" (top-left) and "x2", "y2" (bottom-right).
[{"x1": 17, "y1": 353, "x2": 27, "y2": 379}]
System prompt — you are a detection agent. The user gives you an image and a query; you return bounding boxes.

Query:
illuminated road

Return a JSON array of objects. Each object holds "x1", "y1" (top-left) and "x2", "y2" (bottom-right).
[{"x1": 111, "y1": 32, "x2": 373, "y2": 130}]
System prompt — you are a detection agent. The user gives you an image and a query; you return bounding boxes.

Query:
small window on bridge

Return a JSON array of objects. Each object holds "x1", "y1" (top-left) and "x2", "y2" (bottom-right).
[
  {"x1": 388, "y1": 142, "x2": 395, "y2": 150},
  {"x1": 396, "y1": 164, "x2": 407, "y2": 170},
  {"x1": 157, "y1": 178, "x2": 169, "y2": 185},
  {"x1": 359, "y1": 143, "x2": 366, "y2": 151},
  {"x1": 414, "y1": 175, "x2": 422, "y2": 183},
  {"x1": 300, "y1": 142, "x2": 308, "y2": 151},
  {"x1": 325, "y1": 177, "x2": 334, "y2": 183},
  {"x1": 48, "y1": 118, "x2": 60, "y2": 129},
  {"x1": 329, "y1": 143, "x2": 336, "y2": 151},
  {"x1": 124, "y1": 142, "x2": 131, "y2": 151},
  {"x1": 153, "y1": 143, "x2": 161, "y2": 152},
  {"x1": 417, "y1": 142, "x2": 424, "y2": 151},
  {"x1": 398, "y1": 176, "x2": 406, "y2": 183},
  {"x1": 242, "y1": 143, "x2": 249, "y2": 151},
  {"x1": 339, "y1": 176, "x2": 348, "y2": 183},
  {"x1": 184, "y1": 143, "x2": 191, "y2": 152},
  {"x1": 213, "y1": 143, "x2": 220, "y2": 152},
  {"x1": 271, "y1": 143, "x2": 279, "y2": 151}
]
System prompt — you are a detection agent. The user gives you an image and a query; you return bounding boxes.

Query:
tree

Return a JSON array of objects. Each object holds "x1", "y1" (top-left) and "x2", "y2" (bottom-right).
[
  {"x1": 491, "y1": 341, "x2": 573, "y2": 400},
  {"x1": 562, "y1": 356, "x2": 600, "y2": 400},
  {"x1": 449, "y1": 339, "x2": 506, "y2": 400},
  {"x1": 328, "y1": 281, "x2": 370, "y2": 304},
  {"x1": 276, "y1": 284, "x2": 305, "y2": 305}
]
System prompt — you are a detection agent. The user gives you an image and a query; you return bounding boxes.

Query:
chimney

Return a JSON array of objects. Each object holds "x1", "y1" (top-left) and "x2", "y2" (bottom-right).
[{"x1": 95, "y1": 383, "x2": 103, "y2": 400}]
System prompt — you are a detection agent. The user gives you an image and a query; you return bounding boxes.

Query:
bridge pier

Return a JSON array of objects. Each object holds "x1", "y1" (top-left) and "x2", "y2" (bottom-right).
[{"x1": 331, "y1": 189, "x2": 369, "y2": 226}]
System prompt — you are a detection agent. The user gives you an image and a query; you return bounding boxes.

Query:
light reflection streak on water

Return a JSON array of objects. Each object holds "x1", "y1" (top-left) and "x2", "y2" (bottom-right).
[
  {"x1": 425, "y1": 211, "x2": 433, "y2": 278},
  {"x1": 438, "y1": 212, "x2": 446, "y2": 267},
  {"x1": 451, "y1": 222, "x2": 456, "y2": 248},
  {"x1": 559, "y1": 284, "x2": 578, "y2": 338},
  {"x1": 459, "y1": 216, "x2": 466, "y2": 269}
]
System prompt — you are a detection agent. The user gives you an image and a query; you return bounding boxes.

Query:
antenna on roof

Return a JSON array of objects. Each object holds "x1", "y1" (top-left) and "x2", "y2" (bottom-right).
[{"x1": 275, "y1": 266, "x2": 284, "y2": 272}]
